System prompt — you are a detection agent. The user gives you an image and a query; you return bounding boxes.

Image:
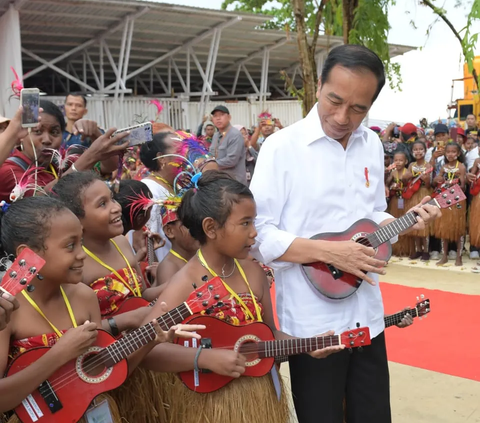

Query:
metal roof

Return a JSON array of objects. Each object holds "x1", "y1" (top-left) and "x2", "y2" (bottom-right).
[{"x1": 0, "y1": 0, "x2": 415, "y2": 98}]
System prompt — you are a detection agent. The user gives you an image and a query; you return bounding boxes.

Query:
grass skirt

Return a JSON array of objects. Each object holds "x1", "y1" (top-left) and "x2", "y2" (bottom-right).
[
  {"x1": 433, "y1": 199, "x2": 466, "y2": 242},
  {"x1": 109, "y1": 367, "x2": 174, "y2": 423},
  {"x1": 6, "y1": 393, "x2": 122, "y2": 423},
  {"x1": 405, "y1": 186, "x2": 432, "y2": 237},
  {"x1": 469, "y1": 194, "x2": 480, "y2": 247},
  {"x1": 164, "y1": 371, "x2": 291, "y2": 423},
  {"x1": 388, "y1": 196, "x2": 414, "y2": 256}
]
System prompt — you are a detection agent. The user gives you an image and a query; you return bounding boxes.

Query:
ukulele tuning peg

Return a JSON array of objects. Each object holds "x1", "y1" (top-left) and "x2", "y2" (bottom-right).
[
  {"x1": 36, "y1": 273, "x2": 44, "y2": 281},
  {"x1": 9, "y1": 271, "x2": 17, "y2": 278},
  {"x1": 29, "y1": 267, "x2": 37, "y2": 274},
  {"x1": 358, "y1": 346, "x2": 363, "y2": 353},
  {"x1": 456, "y1": 204, "x2": 462, "y2": 209},
  {"x1": 192, "y1": 283, "x2": 197, "y2": 289},
  {"x1": 202, "y1": 300, "x2": 208, "y2": 307},
  {"x1": 26, "y1": 285, "x2": 35, "y2": 292},
  {"x1": 18, "y1": 259, "x2": 26, "y2": 267},
  {"x1": 19, "y1": 278, "x2": 27, "y2": 285},
  {"x1": 202, "y1": 275, "x2": 208, "y2": 282},
  {"x1": 208, "y1": 284, "x2": 213, "y2": 291},
  {"x1": 356, "y1": 322, "x2": 360, "y2": 328},
  {"x1": 214, "y1": 294, "x2": 220, "y2": 300},
  {"x1": 196, "y1": 292, "x2": 203, "y2": 298}
]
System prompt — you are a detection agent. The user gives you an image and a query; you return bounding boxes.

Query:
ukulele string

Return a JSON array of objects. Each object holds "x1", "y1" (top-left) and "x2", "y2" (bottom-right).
[{"x1": 45, "y1": 295, "x2": 210, "y2": 391}]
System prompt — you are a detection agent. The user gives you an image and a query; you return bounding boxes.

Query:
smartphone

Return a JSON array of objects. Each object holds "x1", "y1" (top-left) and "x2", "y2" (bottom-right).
[
  {"x1": 20, "y1": 88, "x2": 40, "y2": 128},
  {"x1": 113, "y1": 122, "x2": 153, "y2": 147}
]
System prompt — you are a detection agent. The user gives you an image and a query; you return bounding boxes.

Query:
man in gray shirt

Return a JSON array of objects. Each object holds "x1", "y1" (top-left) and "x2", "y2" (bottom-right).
[{"x1": 209, "y1": 105, "x2": 247, "y2": 185}]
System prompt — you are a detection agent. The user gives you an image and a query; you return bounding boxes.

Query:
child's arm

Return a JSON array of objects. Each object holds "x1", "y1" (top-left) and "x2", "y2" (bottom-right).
[
  {"x1": 0, "y1": 319, "x2": 97, "y2": 412},
  {"x1": 433, "y1": 167, "x2": 445, "y2": 185},
  {"x1": 154, "y1": 259, "x2": 179, "y2": 287},
  {"x1": 385, "y1": 172, "x2": 394, "y2": 187},
  {"x1": 458, "y1": 163, "x2": 466, "y2": 190},
  {"x1": 139, "y1": 269, "x2": 248, "y2": 377}
]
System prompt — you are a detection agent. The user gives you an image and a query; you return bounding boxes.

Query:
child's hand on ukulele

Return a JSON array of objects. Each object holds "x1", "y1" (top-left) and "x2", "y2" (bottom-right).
[
  {"x1": 466, "y1": 172, "x2": 477, "y2": 183},
  {"x1": 199, "y1": 349, "x2": 246, "y2": 378},
  {"x1": 396, "y1": 311, "x2": 413, "y2": 328},
  {"x1": 0, "y1": 292, "x2": 19, "y2": 331},
  {"x1": 308, "y1": 330, "x2": 345, "y2": 359},
  {"x1": 152, "y1": 302, "x2": 206, "y2": 344},
  {"x1": 51, "y1": 320, "x2": 98, "y2": 364}
]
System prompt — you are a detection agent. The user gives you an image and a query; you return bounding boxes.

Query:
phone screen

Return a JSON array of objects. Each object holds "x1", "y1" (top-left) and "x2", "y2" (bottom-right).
[{"x1": 21, "y1": 90, "x2": 40, "y2": 127}]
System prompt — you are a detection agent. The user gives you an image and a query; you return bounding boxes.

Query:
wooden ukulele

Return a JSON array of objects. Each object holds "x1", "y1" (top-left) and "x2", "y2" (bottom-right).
[
  {"x1": 7, "y1": 277, "x2": 228, "y2": 423},
  {"x1": 0, "y1": 249, "x2": 45, "y2": 296},
  {"x1": 384, "y1": 296, "x2": 430, "y2": 328},
  {"x1": 402, "y1": 168, "x2": 433, "y2": 200},
  {"x1": 176, "y1": 316, "x2": 370, "y2": 393},
  {"x1": 302, "y1": 185, "x2": 466, "y2": 300},
  {"x1": 275, "y1": 296, "x2": 432, "y2": 365}
]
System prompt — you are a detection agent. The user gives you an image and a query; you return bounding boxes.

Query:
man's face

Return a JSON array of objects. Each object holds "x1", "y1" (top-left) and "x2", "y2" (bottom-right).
[
  {"x1": 212, "y1": 111, "x2": 231, "y2": 131},
  {"x1": 64, "y1": 95, "x2": 87, "y2": 123},
  {"x1": 205, "y1": 125, "x2": 215, "y2": 138},
  {"x1": 317, "y1": 65, "x2": 376, "y2": 142},
  {"x1": 466, "y1": 114, "x2": 476, "y2": 128}
]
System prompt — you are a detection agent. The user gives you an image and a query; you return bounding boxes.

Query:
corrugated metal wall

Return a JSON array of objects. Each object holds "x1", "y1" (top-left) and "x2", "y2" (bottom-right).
[{"x1": 44, "y1": 96, "x2": 303, "y2": 131}]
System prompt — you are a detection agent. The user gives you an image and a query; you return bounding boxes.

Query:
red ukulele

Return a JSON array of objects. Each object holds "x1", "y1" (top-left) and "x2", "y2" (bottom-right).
[
  {"x1": 176, "y1": 316, "x2": 370, "y2": 393},
  {"x1": 470, "y1": 172, "x2": 480, "y2": 196},
  {"x1": 402, "y1": 168, "x2": 433, "y2": 200},
  {"x1": 384, "y1": 296, "x2": 430, "y2": 328},
  {"x1": 302, "y1": 185, "x2": 466, "y2": 300},
  {"x1": 7, "y1": 277, "x2": 228, "y2": 423},
  {"x1": 0, "y1": 248, "x2": 45, "y2": 296}
]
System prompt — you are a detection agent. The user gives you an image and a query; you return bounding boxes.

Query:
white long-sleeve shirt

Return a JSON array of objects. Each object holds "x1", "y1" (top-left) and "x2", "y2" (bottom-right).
[{"x1": 250, "y1": 105, "x2": 393, "y2": 339}]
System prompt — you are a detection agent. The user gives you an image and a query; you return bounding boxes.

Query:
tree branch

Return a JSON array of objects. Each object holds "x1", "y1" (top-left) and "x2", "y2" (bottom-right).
[
  {"x1": 310, "y1": 0, "x2": 328, "y2": 56},
  {"x1": 421, "y1": 0, "x2": 478, "y2": 89}
]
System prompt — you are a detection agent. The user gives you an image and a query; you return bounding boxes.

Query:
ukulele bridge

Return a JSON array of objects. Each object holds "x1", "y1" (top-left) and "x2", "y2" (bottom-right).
[
  {"x1": 76, "y1": 346, "x2": 113, "y2": 384},
  {"x1": 235, "y1": 335, "x2": 261, "y2": 367}
]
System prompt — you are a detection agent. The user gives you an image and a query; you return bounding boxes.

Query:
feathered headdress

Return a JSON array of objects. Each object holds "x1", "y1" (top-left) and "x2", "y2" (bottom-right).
[
  {"x1": 149, "y1": 99, "x2": 164, "y2": 123},
  {"x1": 159, "y1": 193, "x2": 184, "y2": 227},
  {"x1": 10, "y1": 67, "x2": 23, "y2": 99},
  {"x1": 45, "y1": 145, "x2": 86, "y2": 177},
  {"x1": 9, "y1": 166, "x2": 45, "y2": 202},
  {"x1": 154, "y1": 132, "x2": 213, "y2": 194},
  {"x1": 258, "y1": 110, "x2": 272, "y2": 120}
]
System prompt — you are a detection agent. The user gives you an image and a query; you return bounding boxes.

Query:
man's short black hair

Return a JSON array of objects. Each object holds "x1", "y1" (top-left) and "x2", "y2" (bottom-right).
[
  {"x1": 65, "y1": 92, "x2": 87, "y2": 107},
  {"x1": 321, "y1": 44, "x2": 386, "y2": 103}
]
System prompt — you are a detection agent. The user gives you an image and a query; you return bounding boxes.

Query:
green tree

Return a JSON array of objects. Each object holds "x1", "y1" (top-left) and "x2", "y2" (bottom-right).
[
  {"x1": 222, "y1": 0, "x2": 398, "y2": 115},
  {"x1": 420, "y1": 0, "x2": 480, "y2": 89}
]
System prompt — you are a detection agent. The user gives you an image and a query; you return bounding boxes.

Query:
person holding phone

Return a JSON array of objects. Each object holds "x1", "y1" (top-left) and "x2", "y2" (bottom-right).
[
  {"x1": 249, "y1": 113, "x2": 283, "y2": 151},
  {"x1": 0, "y1": 100, "x2": 129, "y2": 203}
]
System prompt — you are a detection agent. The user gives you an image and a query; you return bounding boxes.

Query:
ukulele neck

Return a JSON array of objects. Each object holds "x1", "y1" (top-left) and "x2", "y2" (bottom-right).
[
  {"x1": 100, "y1": 302, "x2": 191, "y2": 366},
  {"x1": 367, "y1": 198, "x2": 438, "y2": 248},
  {"x1": 258, "y1": 335, "x2": 341, "y2": 358},
  {"x1": 384, "y1": 308, "x2": 418, "y2": 328},
  {"x1": 147, "y1": 237, "x2": 155, "y2": 266}
]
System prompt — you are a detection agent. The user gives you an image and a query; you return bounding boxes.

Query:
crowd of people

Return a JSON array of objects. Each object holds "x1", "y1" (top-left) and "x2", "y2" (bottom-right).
[
  {"x1": 376, "y1": 115, "x2": 480, "y2": 269},
  {"x1": 0, "y1": 44, "x2": 446, "y2": 423}
]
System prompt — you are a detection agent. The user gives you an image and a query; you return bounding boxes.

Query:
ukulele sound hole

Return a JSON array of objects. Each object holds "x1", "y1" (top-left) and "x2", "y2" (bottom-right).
[
  {"x1": 76, "y1": 346, "x2": 114, "y2": 384},
  {"x1": 354, "y1": 237, "x2": 372, "y2": 248},
  {"x1": 82, "y1": 353, "x2": 106, "y2": 377}
]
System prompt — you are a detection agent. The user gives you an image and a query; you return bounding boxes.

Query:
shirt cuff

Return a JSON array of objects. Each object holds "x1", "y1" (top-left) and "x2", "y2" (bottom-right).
[
  {"x1": 256, "y1": 230, "x2": 298, "y2": 269},
  {"x1": 372, "y1": 211, "x2": 398, "y2": 244}
]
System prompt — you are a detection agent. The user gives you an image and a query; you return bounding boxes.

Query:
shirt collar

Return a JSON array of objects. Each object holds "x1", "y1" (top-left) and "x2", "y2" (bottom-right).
[{"x1": 302, "y1": 103, "x2": 367, "y2": 146}]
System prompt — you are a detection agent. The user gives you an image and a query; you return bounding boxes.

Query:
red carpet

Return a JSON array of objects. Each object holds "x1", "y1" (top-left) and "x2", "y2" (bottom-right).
[{"x1": 380, "y1": 282, "x2": 479, "y2": 382}]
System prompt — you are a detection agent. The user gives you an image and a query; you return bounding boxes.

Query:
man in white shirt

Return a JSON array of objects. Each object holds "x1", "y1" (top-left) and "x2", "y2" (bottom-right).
[{"x1": 250, "y1": 45, "x2": 440, "y2": 423}]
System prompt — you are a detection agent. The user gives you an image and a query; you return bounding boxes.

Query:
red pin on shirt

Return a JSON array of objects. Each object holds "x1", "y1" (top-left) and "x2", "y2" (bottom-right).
[{"x1": 365, "y1": 167, "x2": 370, "y2": 188}]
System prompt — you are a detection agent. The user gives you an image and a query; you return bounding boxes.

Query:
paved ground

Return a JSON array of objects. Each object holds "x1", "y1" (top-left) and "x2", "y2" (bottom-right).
[{"x1": 279, "y1": 262, "x2": 480, "y2": 423}]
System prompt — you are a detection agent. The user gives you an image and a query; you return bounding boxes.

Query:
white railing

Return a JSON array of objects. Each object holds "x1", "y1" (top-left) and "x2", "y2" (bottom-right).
[{"x1": 44, "y1": 96, "x2": 303, "y2": 131}]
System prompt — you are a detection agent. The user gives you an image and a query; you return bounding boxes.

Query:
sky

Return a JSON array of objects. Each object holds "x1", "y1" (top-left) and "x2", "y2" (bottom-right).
[{"x1": 156, "y1": 0, "x2": 479, "y2": 124}]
